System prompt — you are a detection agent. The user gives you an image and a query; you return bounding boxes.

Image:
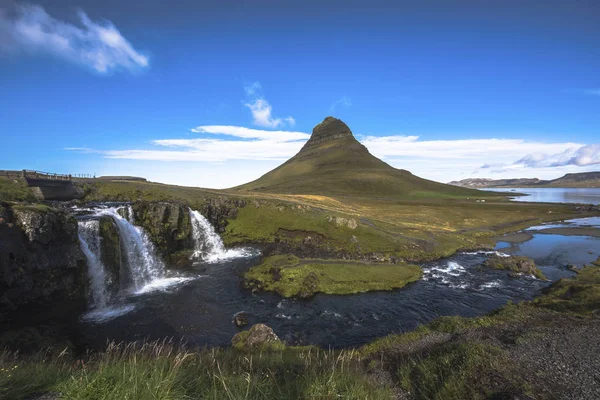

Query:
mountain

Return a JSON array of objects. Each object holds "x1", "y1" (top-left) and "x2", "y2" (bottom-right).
[
  {"x1": 449, "y1": 172, "x2": 600, "y2": 188},
  {"x1": 546, "y1": 172, "x2": 600, "y2": 188},
  {"x1": 448, "y1": 178, "x2": 542, "y2": 188},
  {"x1": 235, "y1": 117, "x2": 483, "y2": 198}
]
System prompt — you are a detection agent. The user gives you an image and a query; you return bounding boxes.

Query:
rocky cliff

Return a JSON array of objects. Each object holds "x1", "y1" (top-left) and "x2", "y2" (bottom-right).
[
  {"x1": 0, "y1": 203, "x2": 87, "y2": 322},
  {"x1": 129, "y1": 199, "x2": 245, "y2": 267}
]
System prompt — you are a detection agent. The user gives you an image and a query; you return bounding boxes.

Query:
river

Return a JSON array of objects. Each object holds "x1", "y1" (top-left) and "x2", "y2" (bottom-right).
[{"x1": 73, "y1": 199, "x2": 600, "y2": 350}]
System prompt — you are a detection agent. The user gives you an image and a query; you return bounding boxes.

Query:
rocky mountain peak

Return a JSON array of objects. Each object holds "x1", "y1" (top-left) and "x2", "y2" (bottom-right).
[{"x1": 301, "y1": 116, "x2": 356, "y2": 150}]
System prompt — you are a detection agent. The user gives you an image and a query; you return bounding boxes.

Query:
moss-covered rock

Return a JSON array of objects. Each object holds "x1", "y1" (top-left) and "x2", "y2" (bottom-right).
[
  {"x1": 483, "y1": 255, "x2": 547, "y2": 280},
  {"x1": 131, "y1": 201, "x2": 193, "y2": 267},
  {"x1": 98, "y1": 216, "x2": 122, "y2": 291},
  {"x1": 231, "y1": 323, "x2": 283, "y2": 350}
]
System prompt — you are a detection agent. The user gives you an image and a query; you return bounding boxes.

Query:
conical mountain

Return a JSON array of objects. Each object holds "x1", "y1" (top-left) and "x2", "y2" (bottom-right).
[{"x1": 236, "y1": 117, "x2": 481, "y2": 198}]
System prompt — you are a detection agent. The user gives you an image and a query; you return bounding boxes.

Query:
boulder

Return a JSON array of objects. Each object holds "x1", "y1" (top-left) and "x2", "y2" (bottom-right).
[
  {"x1": 231, "y1": 323, "x2": 282, "y2": 350},
  {"x1": 233, "y1": 311, "x2": 249, "y2": 327}
]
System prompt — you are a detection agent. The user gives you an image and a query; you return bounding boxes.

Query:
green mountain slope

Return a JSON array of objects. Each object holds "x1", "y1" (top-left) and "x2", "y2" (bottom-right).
[{"x1": 235, "y1": 117, "x2": 485, "y2": 199}]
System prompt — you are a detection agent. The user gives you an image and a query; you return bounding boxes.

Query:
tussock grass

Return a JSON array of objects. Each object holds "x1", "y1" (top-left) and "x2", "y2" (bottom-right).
[{"x1": 0, "y1": 340, "x2": 392, "y2": 400}]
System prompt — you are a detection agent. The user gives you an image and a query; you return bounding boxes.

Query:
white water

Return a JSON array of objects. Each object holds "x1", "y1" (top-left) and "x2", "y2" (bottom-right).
[
  {"x1": 97, "y1": 206, "x2": 166, "y2": 290},
  {"x1": 78, "y1": 205, "x2": 187, "y2": 322},
  {"x1": 78, "y1": 219, "x2": 111, "y2": 309},
  {"x1": 189, "y1": 208, "x2": 250, "y2": 263}
]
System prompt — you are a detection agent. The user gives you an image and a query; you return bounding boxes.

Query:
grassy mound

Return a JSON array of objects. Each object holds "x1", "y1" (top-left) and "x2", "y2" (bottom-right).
[{"x1": 244, "y1": 255, "x2": 422, "y2": 298}]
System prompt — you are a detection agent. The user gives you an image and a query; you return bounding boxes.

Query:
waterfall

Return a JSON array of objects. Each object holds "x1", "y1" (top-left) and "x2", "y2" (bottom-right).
[
  {"x1": 77, "y1": 204, "x2": 194, "y2": 322},
  {"x1": 189, "y1": 208, "x2": 249, "y2": 263},
  {"x1": 98, "y1": 207, "x2": 165, "y2": 291},
  {"x1": 78, "y1": 220, "x2": 111, "y2": 309}
]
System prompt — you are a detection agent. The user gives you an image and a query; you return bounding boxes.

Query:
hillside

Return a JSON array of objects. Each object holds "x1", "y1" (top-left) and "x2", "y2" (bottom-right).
[
  {"x1": 449, "y1": 172, "x2": 600, "y2": 188},
  {"x1": 235, "y1": 117, "x2": 484, "y2": 199}
]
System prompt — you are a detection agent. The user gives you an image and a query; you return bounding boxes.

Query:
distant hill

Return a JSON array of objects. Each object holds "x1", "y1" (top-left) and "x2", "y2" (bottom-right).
[
  {"x1": 235, "y1": 117, "x2": 484, "y2": 199},
  {"x1": 449, "y1": 172, "x2": 600, "y2": 188},
  {"x1": 448, "y1": 178, "x2": 542, "y2": 188}
]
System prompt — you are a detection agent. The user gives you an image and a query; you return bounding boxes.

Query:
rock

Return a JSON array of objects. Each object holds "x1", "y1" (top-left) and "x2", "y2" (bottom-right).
[
  {"x1": 131, "y1": 201, "x2": 193, "y2": 266},
  {"x1": 0, "y1": 203, "x2": 87, "y2": 320},
  {"x1": 327, "y1": 215, "x2": 358, "y2": 230},
  {"x1": 484, "y1": 255, "x2": 547, "y2": 280},
  {"x1": 298, "y1": 271, "x2": 319, "y2": 299},
  {"x1": 233, "y1": 311, "x2": 249, "y2": 327},
  {"x1": 231, "y1": 323, "x2": 282, "y2": 350},
  {"x1": 566, "y1": 264, "x2": 579, "y2": 273}
]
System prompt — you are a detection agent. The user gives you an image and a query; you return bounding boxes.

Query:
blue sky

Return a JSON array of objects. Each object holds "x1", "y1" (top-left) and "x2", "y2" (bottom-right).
[{"x1": 1, "y1": 0, "x2": 599, "y2": 188}]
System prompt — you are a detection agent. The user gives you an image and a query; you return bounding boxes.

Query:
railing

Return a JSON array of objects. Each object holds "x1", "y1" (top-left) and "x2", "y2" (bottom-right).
[
  {"x1": 0, "y1": 170, "x2": 23, "y2": 179},
  {"x1": 23, "y1": 170, "x2": 72, "y2": 181}
]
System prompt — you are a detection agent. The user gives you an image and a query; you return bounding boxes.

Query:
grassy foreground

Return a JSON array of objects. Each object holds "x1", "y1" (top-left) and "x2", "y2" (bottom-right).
[
  {"x1": 244, "y1": 255, "x2": 422, "y2": 298},
  {"x1": 2, "y1": 261, "x2": 600, "y2": 400}
]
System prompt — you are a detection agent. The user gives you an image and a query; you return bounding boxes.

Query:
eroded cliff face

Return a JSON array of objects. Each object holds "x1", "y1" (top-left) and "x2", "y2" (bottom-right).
[
  {"x1": 131, "y1": 201, "x2": 193, "y2": 267},
  {"x1": 130, "y1": 199, "x2": 245, "y2": 267},
  {"x1": 198, "y1": 197, "x2": 246, "y2": 233},
  {"x1": 0, "y1": 203, "x2": 87, "y2": 321}
]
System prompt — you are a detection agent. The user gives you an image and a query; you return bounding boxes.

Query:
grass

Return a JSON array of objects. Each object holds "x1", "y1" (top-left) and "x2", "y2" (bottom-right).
[
  {"x1": 0, "y1": 341, "x2": 392, "y2": 400},
  {"x1": 244, "y1": 255, "x2": 422, "y2": 297},
  {"x1": 0, "y1": 177, "x2": 36, "y2": 203},
  {"x1": 77, "y1": 178, "x2": 598, "y2": 267},
  {"x1": 533, "y1": 264, "x2": 600, "y2": 314},
  {"x1": 396, "y1": 342, "x2": 528, "y2": 400}
]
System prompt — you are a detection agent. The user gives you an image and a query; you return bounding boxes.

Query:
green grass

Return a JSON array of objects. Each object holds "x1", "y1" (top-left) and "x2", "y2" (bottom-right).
[
  {"x1": 0, "y1": 177, "x2": 36, "y2": 203},
  {"x1": 0, "y1": 342, "x2": 392, "y2": 400},
  {"x1": 245, "y1": 255, "x2": 422, "y2": 297},
  {"x1": 533, "y1": 264, "x2": 600, "y2": 314},
  {"x1": 79, "y1": 179, "x2": 598, "y2": 265},
  {"x1": 396, "y1": 342, "x2": 529, "y2": 400}
]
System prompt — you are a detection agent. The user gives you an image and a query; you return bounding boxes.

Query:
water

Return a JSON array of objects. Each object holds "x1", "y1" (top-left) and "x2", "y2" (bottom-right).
[
  {"x1": 97, "y1": 206, "x2": 166, "y2": 290},
  {"x1": 77, "y1": 205, "x2": 194, "y2": 322},
  {"x1": 189, "y1": 208, "x2": 251, "y2": 263},
  {"x1": 484, "y1": 187, "x2": 600, "y2": 204},
  {"x1": 74, "y1": 205, "x2": 599, "y2": 350},
  {"x1": 77, "y1": 219, "x2": 111, "y2": 309}
]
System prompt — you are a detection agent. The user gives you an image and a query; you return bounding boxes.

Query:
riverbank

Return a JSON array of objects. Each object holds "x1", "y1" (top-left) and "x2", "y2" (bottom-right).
[{"x1": 3, "y1": 258, "x2": 599, "y2": 400}]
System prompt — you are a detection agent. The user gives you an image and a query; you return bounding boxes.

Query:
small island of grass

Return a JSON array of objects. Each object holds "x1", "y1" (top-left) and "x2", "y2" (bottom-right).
[
  {"x1": 483, "y1": 255, "x2": 547, "y2": 280},
  {"x1": 244, "y1": 255, "x2": 422, "y2": 298}
]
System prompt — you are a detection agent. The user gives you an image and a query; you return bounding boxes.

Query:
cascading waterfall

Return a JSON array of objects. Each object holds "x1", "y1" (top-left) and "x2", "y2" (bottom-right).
[
  {"x1": 77, "y1": 219, "x2": 111, "y2": 309},
  {"x1": 189, "y1": 208, "x2": 249, "y2": 263},
  {"x1": 97, "y1": 206, "x2": 166, "y2": 290}
]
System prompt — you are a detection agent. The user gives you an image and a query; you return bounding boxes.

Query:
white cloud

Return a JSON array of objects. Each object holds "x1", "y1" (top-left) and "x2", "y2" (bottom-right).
[
  {"x1": 189, "y1": 125, "x2": 308, "y2": 141},
  {"x1": 98, "y1": 125, "x2": 309, "y2": 163},
  {"x1": 67, "y1": 124, "x2": 600, "y2": 188},
  {"x1": 244, "y1": 81, "x2": 262, "y2": 96},
  {"x1": 330, "y1": 96, "x2": 352, "y2": 111},
  {"x1": 242, "y1": 81, "x2": 295, "y2": 128},
  {"x1": 512, "y1": 143, "x2": 600, "y2": 168},
  {"x1": 0, "y1": 4, "x2": 148, "y2": 73}
]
